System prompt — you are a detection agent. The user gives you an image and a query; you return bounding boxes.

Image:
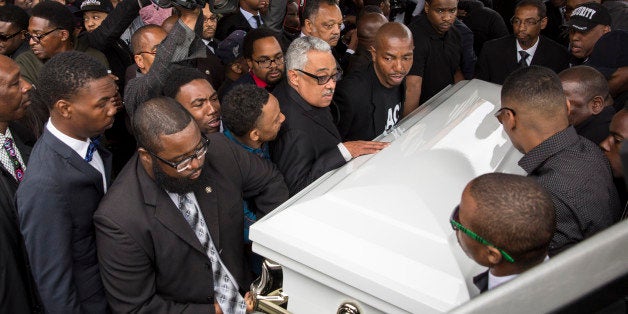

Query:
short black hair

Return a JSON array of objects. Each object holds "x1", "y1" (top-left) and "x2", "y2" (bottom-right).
[
  {"x1": 163, "y1": 67, "x2": 209, "y2": 99},
  {"x1": 558, "y1": 65, "x2": 610, "y2": 103},
  {"x1": 467, "y1": 173, "x2": 555, "y2": 268},
  {"x1": 133, "y1": 97, "x2": 194, "y2": 153},
  {"x1": 35, "y1": 51, "x2": 108, "y2": 110},
  {"x1": 30, "y1": 2, "x2": 75, "y2": 40},
  {"x1": 243, "y1": 27, "x2": 280, "y2": 59},
  {"x1": 221, "y1": 85, "x2": 269, "y2": 136},
  {"x1": 502, "y1": 65, "x2": 566, "y2": 117},
  {"x1": 0, "y1": 4, "x2": 29, "y2": 31},
  {"x1": 516, "y1": 0, "x2": 547, "y2": 18},
  {"x1": 302, "y1": 0, "x2": 340, "y2": 26}
]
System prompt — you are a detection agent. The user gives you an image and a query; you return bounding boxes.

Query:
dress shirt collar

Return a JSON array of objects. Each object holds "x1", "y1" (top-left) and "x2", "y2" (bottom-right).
[
  {"x1": 240, "y1": 7, "x2": 261, "y2": 28},
  {"x1": 518, "y1": 126, "x2": 579, "y2": 174},
  {"x1": 488, "y1": 256, "x2": 549, "y2": 290},
  {"x1": 250, "y1": 71, "x2": 269, "y2": 88},
  {"x1": 516, "y1": 36, "x2": 540, "y2": 63},
  {"x1": 223, "y1": 128, "x2": 270, "y2": 159},
  {"x1": 46, "y1": 118, "x2": 93, "y2": 159}
]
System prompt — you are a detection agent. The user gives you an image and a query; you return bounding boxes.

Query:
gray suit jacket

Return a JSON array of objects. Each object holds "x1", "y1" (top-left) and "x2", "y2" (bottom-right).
[
  {"x1": 17, "y1": 127, "x2": 111, "y2": 313},
  {"x1": 94, "y1": 133, "x2": 288, "y2": 313}
]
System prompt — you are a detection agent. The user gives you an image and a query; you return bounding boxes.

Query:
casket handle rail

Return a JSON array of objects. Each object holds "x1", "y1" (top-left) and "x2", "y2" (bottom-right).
[{"x1": 250, "y1": 259, "x2": 289, "y2": 313}]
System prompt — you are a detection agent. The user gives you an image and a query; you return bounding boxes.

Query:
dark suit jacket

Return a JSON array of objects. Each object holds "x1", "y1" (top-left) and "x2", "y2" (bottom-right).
[
  {"x1": 17, "y1": 128, "x2": 112, "y2": 313},
  {"x1": 194, "y1": 45, "x2": 225, "y2": 90},
  {"x1": 473, "y1": 270, "x2": 489, "y2": 293},
  {"x1": 215, "y1": 11, "x2": 253, "y2": 41},
  {"x1": 476, "y1": 35, "x2": 570, "y2": 85},
  {"x1": 270, "y1": 81, "x2": 346, "y2": 196},
  {"x1": 0, "y1": 123, "x2": 40, "y2": 314},
  {"x1": 94, "y1": 133, "x2": 288, "y2": 313},
  {"x1": 333, "y1": 63, "x2": 405, "y2": 141}
]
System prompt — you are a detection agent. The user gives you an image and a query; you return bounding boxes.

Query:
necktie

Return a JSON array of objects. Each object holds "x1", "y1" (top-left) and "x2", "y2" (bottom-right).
[
  {"x1": 177, "y1": 194, "x2": 246, "y2": 314},
  {"x1": 85, "y1": 136, "x2": 101, "y2": 162},
  {"x1": 3, "y1": 138, "x2": 24, "y2": 182},
  {"x1": 253, "y1": 15, "x2": 262, "y2": 28},
  {"x1": 518, "y1": 50, "x2": 530, "y2": 67},
  {"x1": 207, "y1": 40, "x2": 218, "y2": 53}
]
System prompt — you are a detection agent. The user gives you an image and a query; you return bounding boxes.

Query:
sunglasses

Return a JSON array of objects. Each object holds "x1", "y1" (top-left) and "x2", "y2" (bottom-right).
[
  {"x1": 0, "y1": 30, "x2": 24, "y2": 42},
  {"x1": 450, "y1": 205, "x2": 515, "y2": 263}
]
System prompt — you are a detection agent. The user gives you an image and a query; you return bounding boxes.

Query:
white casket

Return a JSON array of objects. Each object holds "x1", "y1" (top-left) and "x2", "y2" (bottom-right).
[{"x1": 250, "y1": 79, "x2": 525, "y2": 313}]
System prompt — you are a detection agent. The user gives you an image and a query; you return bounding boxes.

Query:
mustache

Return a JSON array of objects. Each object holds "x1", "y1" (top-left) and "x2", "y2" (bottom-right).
[{"x1": 322, "y1": 89, "x2": 334, "y2": 96}]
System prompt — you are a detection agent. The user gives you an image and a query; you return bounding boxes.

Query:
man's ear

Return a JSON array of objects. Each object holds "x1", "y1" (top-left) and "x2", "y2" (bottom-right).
[
  {"x1": 288, "y1": 69, "x2": 299, "y2": 87},
  {"x1": 249, "y1": 129, "x2": 260, "y2": 143},
  {"x1": 303, "y1": 18, "x2": 313, "y2": 34},
  {"x1": 485, "y1": 246, "x2": 503, "y2": 265},
  {"x1": 56, "y1": 99, "x2": 72, "y2": 119},
  {"x1": 134, "y1": 54, "x2": 145, "y2": 70},
  {"x1": 424, "y1": 1, "x2": 430, "y2": 14},
  {"x1": 589, "y1": 95, "x2": 605, "y2": 115},
  {"x1": 540, "y1": 16, "x2": 548, "y2": 30},
  {"x1": 246, "y1": 58, "x2": 253, "y2": 70},
  {"x1": 138, "y1": 147, "x2": 153, "y2": 167},
  {"x1": 59, "y1": 29, "x2": 70, "y2": 42},
  {"x1": 369, "y1": 46, "x2": 376, "y2": 62}
]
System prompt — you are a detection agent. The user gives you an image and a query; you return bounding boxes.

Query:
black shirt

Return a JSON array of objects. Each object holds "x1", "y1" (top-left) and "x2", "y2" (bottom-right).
[
  {"x1": 333, "y1": 64, "x2": 404, "y2": 141},
  {"x1": 519, "y1": 126, "x2": 621, "y2": 256},
  {"x1": 408, "y1": 14, "x2": 462, "y2": 105}
]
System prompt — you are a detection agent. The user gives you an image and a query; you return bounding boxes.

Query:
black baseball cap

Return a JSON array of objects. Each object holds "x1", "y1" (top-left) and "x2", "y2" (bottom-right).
[
  {"x1": 566, "y1": 2, "x2": 611, "y2": 32},
  {"x1": 78, "y1": 0, "x2": 113, "y2": 13}
]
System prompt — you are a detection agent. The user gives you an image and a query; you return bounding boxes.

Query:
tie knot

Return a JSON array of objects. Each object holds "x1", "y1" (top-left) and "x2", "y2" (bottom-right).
[
  {"x1": 84, "y1": 136, "x2": 101, "y2": 162},
  {"x1": 519, "y1": 50, "x2": 529, "y2": 59}
]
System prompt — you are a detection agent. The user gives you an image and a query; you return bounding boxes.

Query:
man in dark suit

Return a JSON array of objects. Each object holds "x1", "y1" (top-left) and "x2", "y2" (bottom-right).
[
  {"x1": 270, "y1": 36, "x2": 388, "y2": 196},
  {"x1": 94, "y1": 97, "x2": 287, "y2": 313},
  {"x1": 476, "y1": 0, "x2": 570, "y2": 85},
  {"x1": 17, "y1": 51, "x2": 119, "y2": 313},
  {"x1": 452, "y1": 173, "x2": 555, "y2": 292},
  {"x1": 0, "y1": 55, "x2": 40, "y2": 314},
  {"x1": 215, "y1": 0, "x2": 265, "y2": 40},
  {"x1": 334, "y1": 22, "x2": 412, "y2": 141},
  {"x1": 194, "y1": 3, "x2": 225, "y2": 90}
]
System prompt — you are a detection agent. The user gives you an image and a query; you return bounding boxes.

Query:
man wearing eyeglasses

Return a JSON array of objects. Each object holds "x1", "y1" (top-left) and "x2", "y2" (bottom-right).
[
  {"x1": 452, "y1": 173, "x2": 555, "y2": 293},
  {"x1": 94, "y1": 97, "x2": 287, "y2": 313},
  {"x1": 220, "y1": 28, "x2": 285, "y2": 101},
  {"x1": 271, "y1": 36, "x2": 389, "y2": 196},
  {"x1": 497, "y1": 65, "x2": 621, "y2": 256},
  {"x1": 475, "y1": 0, "x2": 569, "y2": 85},
  {"x1": 0, "y1": 4, "x2": 30, "y2": 59}
]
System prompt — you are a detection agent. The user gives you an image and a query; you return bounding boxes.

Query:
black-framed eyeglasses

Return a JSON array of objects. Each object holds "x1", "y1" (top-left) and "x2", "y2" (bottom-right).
[
  {"x1": 254, "y1": 55, "x2": 284, "y2": 68},
  {"x1": 148, "y1": 136, "x2": 210, "y2": 172},
  {"x1": 296, "y1": 68, "x2": 342, "y2": 85},
  {"x1": 0, "y1": 30, "x2": 24, "y2": 42},
  {"x1": 24, "y1": 28, "x2": 61, "y2": 43},
  {"x1": 494, "y1": 107, "x2": 516, "y2": 124},
  {"x1": 450, "y1": 205, "x2": 515, "y2": 263},
  {"x1": 510, "y1": 17, "x2": 543, "y2": 27}
]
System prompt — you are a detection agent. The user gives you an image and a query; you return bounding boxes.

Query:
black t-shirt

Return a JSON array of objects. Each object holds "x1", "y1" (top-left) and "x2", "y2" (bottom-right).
[
  {"x1": 408, "y1": 14, "x2": 462, "y2": 104},
  {"x1": 372, "y1": 75, "x2": 403, "y2": 135}
]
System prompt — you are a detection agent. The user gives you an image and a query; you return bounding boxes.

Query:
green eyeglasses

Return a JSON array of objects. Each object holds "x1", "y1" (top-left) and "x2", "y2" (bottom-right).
[{"x1": 450, "y1": 205, "x2": 515, "y2": 263}]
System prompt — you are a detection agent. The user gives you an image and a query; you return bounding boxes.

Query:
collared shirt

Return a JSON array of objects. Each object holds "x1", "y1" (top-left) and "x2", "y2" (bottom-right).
[
  {"x1": 519, "y1": 126, "x2": 621, "y2": 255},
  {"x1": 516, "y1": 36, "x2": 540, "y2": 64},
  {"x1": 488, "y1": 256, "x2": 550, "y2": 290},
  {"x1": 250, "y1": 71, "x2": 269, "y2": 89},
  {"x1": 46, "y1": 119, "x2": 107, "y2": 192},
  {"x1": 240, "y1": 7, "x2": 262, "y2": 29},
  {"x1": 0, "y1": 128, "x2": 26, "y2": 180},
  {"x1": 408, "y1": 14, "x2": 462, "y2": 104},
  {"x1": 223, "y1": 128, "x2": 270, "y2": 159},
  {"x1": 202, "y1": 39, "x2": 218, "y2": 54}
]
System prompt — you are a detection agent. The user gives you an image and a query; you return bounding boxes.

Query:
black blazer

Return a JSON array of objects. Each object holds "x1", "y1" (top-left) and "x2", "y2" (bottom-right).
[
  {"x1": 194, "y1": 45, "x2": 226, "y2": 90},
  {"x1": 215, "y1": 11, "x2": 253, "y2": 41},
  {"x1": 94, "y1": 134, "x2": 288, "y2": 313},
  {"x1": 270, "y1": 81, "x2": 346, "y2": 196},
  {"x1": 0, "y1": 123, "x2": 40, "y2": 314},
  {"x1": 17, "y1": 127, "x2": 112, "y2": 313},
  {"x1": 476, "y1": 35, "x2": 570, "y2": 85}
]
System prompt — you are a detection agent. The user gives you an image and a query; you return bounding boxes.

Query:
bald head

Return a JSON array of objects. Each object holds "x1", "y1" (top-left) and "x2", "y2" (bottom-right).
[
  {"x1": 357, "y1": 12, "x2": 388, "y2": 49},
  {"x1": 559, "y1": 66, "x2": 610, "y2": 126},
  {"x1": 373, "y1": 21, "x2": 413, "y2": 50},
  {"x1": 131, "y1": 24, "x2": 167, "y2": 55},
  {"x1": 559, "y1": 66, "x2": 609, "y2": 102}
]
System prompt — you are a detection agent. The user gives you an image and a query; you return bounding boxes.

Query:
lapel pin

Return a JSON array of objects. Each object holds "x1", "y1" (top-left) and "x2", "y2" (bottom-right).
[{"x1": 205, "y1": 186, "x2": 212, "y2": 193}]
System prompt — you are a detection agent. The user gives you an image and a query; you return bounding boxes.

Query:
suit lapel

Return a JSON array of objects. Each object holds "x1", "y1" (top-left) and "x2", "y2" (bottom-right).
[
  {"x1": 98, "y1": 146, "x2": 113, "y2": 186},
  {"x1": 42, "y1": 129, "x2": 106, "y2": 196},
  {"x1": 530, "y1": 37, "x2": 546, "y2": 66},
  {"x1": 288, "y1": 86, "x2": 341, "y2": 140},
  {"x1": 136, "y1": 157, "x2": 208, "y2": 255}
]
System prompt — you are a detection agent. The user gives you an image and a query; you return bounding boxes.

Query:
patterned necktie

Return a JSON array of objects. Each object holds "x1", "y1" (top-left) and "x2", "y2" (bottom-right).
[
  {"x1": 85, "y1": 136, "x2": 101, "y2": 162},
  {"x1": 177, "y1": 194, "x2": 247, "y2": 314},
  {"x1": 3, "y1": 138, "x2": 24, "y2": 182},
  {"x1": 518, "y1": 50, "x2": 530, "y2": 67},
  {"x1": 253, "y1": 15, "x2": 262, "y2": 28}
]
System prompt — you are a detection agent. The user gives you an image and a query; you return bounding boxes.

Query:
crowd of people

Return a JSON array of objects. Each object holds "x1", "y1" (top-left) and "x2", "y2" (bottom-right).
[{"x1": 0, "y1": 0, "x2": 626, "y2": 312}]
